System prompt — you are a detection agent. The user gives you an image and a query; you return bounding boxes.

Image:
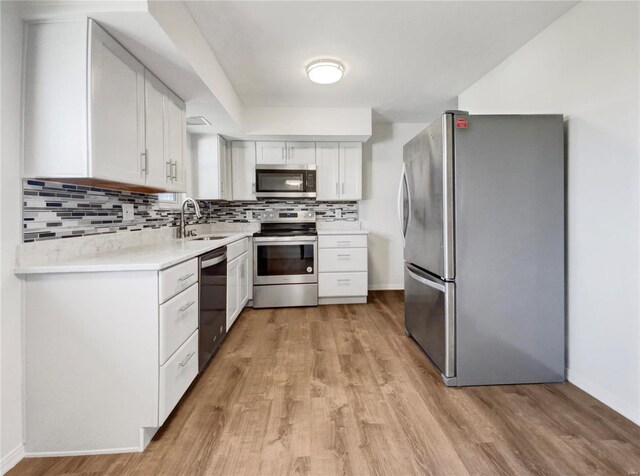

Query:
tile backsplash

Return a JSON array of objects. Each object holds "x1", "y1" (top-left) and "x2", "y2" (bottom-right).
[{"x1": 23, "y1": 180, "x2": 358, "y2": 242}]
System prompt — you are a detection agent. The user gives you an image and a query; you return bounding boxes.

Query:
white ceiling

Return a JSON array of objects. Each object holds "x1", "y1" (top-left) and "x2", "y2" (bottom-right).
[{"x1": 185, "y1": 1, "x2": 577, "y2": 123}]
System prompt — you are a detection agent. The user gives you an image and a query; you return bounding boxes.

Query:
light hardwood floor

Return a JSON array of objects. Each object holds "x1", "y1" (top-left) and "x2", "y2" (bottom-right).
[{"x1": 10, "y1": 291, "x2": 640, "y2": 475}]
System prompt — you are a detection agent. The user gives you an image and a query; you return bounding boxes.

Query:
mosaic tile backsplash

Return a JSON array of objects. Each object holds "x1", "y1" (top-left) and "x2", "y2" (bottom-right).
[{"x1": 23, "y1": 180, "x2": 358, "y2": 242}]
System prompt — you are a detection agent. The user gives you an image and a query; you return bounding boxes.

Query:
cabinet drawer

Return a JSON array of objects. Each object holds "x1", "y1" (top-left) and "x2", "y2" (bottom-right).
[
  {"x1": 227, "y1": 238, "x2": 249, "y2": 262},
  {"x1": 159, "y1": 283, "x2": 199, "y2": 365},
  {"x1": 319, "y1": 235, "x2": 367, "y2": 249},
  {"x1": 319, "y1": 248, "x2": 367, "y2": 273},
  {"x1": 159, "y1": 330, "x2": 198, "y2": 425},
  {"x1": 159, "y1": 258, "x2": 198, "y2": 303},
  {"x1": 319, "y1": 272, "x2": 368, "y2": 297}
]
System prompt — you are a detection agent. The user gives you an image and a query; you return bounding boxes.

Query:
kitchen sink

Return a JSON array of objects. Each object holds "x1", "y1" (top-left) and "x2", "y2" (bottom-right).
[{"x1": 190, "y1": 235, "x2": 230, "y2": 241}]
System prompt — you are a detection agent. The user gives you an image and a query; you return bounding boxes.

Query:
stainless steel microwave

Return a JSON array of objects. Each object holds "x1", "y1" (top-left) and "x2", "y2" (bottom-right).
[{"x1": 255, "y1": 164, "x2": 316, "y2": 198}]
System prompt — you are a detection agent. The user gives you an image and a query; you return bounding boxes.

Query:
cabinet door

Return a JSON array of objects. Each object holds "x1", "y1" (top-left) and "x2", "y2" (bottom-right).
[
  {"x1": 218, "y1": 136, "x2": 233, "y2": 200},
  {"x1": 256, "y1": 141, "x2": 286, "y2": 165},
  {"x1": 166, "y1": 97, "x2": 186, "y2": 192},
  {"x1": 231, "y1": 142, "x2": 257, "y2": 201},
  {"x1": 316, "y1": 142, "x2": 340, "y2": 201},
  {"x1": 144, "y1": 72, "x2": 169, "y2": 189},
  {"x1": 89, "y1": 22, "x2": 145, "y2": 185},
  {"x1": 339, "y1": 142, "x2": 362, "y2": 200},
  {"x1": 226, "y1": 258, "x2": 240, "y2": 330},
  {"x1": 286, "y1": 142, "x2": 316, "y2": 165},
  {"x1": 239, "y1": 253, "x2": 249, "y2": 308}
]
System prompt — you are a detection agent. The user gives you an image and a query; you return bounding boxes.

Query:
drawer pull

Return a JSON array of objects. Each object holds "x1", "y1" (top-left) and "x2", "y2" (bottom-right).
[
  {"x1": 179, "y1": 301, "x2": 196, "y2": 313},
  {"x1": 337, "y1": 279, "x2": 351, "y2": 282},
  {"x1": 337, "y1": 254, "x2": 351, "y2": 258},
  {"x1": 337, "y1": 241, "x2": 351, "y2": 245},
  {"x1": 179, "y1": 352, "x2": 195, "y2": 368},
  {"x1": 178, "y1": 273, "x2": 195, "y2": 282}
]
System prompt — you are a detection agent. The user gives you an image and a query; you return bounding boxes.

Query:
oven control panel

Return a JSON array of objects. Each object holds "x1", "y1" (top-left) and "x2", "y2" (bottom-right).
[{"x1": 256, "y1": 210, "x2": 316, "y2": 222}]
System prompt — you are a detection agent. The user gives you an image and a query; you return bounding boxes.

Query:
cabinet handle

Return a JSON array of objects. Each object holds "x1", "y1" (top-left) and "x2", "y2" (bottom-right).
[
  {"x1": 252, "y1": 182, "x2": 256, "y2": 193},
  {"x1": 179, "y1": 352, "x2": 195, "y2": 368},
  {"x1": 178, "y1": 273, "x2": 195, "y2": 282},
  {"x1": 179, "y1": 301, "x2": 196, "y2": 313},
  {"x1": 342, "y1": 183, "x2": 345, "y2": 194},
  {"x1": 141, "y1": 149, "x2": 148, "y2": 175},
  {"x1": 166, "y1": 161, "x2": 172, "y2": 180},
  {"x1": 172, "y1": 161, "x2": 177, "y2": 180},
  {"x1": 336, "y1": 182, "x2": 339, "y2": 196},
  {"x1": 281, "y1": 147, "x2": 285, "y2": 162}
]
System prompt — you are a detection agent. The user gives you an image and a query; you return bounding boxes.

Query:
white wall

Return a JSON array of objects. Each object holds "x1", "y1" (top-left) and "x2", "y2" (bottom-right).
[
  {"x1": 1, "y1": 2, "x2": 26, "y2": 472},
  {"x1": 360, "y1": 123, "x2": 426, "y2": 290},
  {"x1": 459, "y1": 1, "x2": 640, "y2": 424}
]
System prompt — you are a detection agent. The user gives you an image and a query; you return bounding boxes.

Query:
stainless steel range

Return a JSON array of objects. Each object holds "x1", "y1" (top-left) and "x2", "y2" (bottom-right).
[{"x1": 253, "y1": 210, "x2": 318, "y2": 308}]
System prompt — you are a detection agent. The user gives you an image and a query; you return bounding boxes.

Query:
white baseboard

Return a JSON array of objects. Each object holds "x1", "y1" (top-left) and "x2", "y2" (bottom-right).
[
  {"x1": 25, "y1": 446, "x2": 142, "y2": 458},
  {"x1": 368, "y1": 284, "x2": 403, "y2": 291},
  {"x1": 1, "y1": 444, "x2": 25, "y2": 475},
  {"x1": 566, "y1": 368, "x2": 640, "y2": 425}
]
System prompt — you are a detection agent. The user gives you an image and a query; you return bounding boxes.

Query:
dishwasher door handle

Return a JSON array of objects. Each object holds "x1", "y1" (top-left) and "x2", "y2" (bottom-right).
[{"x1": 201, "y1": 253, "x2": 227, "y2": 268}]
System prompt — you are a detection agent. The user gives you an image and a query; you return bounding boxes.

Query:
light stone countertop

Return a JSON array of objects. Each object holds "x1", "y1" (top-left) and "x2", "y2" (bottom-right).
[
  {"x1": 317, "y1": 229, "x2": 370, "y2": 235},
  {"x1": 14, "y1": 233, "x2": 252, "y2": 275}
]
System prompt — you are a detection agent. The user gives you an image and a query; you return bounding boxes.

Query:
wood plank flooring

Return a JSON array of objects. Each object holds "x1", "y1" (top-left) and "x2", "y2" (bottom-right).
[{"x1": 10, "y1": 291, "x2": 640, "y2": 475}]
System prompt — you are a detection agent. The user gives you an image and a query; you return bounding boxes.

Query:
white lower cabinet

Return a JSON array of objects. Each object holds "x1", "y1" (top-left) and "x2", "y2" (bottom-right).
[
  {"x1": 159, "y1": 330, "x2": 199, "y2": 425},
  {"x1": 21, "y1": 265, "x2": 201, "y2": 455},
  {"x1": 318, "y1": 233, "x2": 368, "y2": 304},
  {"x1": 227, "y1": 257, "x2": 240, "y2": 329},
  {"x1": 159, "y1": 283, "x2": 199, "y2": 364},
  {"x1": 239, "y1": 253, "x2": 250, "y2": 307},
  {"x1": 226, "y1": 237, "x2": 251, "y2": 331}
]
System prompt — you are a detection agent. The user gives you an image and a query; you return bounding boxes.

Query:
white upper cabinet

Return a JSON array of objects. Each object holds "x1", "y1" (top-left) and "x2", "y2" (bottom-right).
[
  {"x1": 256, "y1": 141, "x2": 317, "y2": 165},
  {"x1": 256, "y1": 141, "x2": 286, "y2": 165},
  {"x1": 316, "y1": 142, "x2": 362, "y2": 201},
  {"x1": 90, "y1": 24, "x2": 146, "y2": 185},
  {"x1": 287, "y1": 142, "x2": 316, "y2": 165},
  {"x1": 144, "y1": 73, "x2": 168, "y2": 189},
  {"x1": 231, "y1": 141, "x2": 257, "y2": 201},
  {"x1": 23, "y1": 19, "x2": 186, "y2": 192},
  {"x1": 339, "y1": 142, "x2": 363, "y2": 200},
  {"x1": 316, "y1": 142, "x2": 340, "y2": 200},
  {"x1": 166, "y1": 97, "x2": 186, "y2": 192},
  {"x1": 193, "y1": 135, "x2": 232, "y2": 200}
]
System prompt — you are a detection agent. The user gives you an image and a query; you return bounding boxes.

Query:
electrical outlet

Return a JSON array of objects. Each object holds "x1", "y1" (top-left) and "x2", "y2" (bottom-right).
[
  {"x1": 122, "y1": 203, "x2": 134, "y2": 221},
  {"x1": 246, "y1": 210, "x2": 253, "y2": 220},
  {"x1": 335, "y1": 209, "x2": 342, "y2": 219}
]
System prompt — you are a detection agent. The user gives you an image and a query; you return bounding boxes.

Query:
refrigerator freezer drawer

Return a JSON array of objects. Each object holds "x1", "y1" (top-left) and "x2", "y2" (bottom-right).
[{"x1": 404, "y1": 264, "x2": 455, "y2": 378}]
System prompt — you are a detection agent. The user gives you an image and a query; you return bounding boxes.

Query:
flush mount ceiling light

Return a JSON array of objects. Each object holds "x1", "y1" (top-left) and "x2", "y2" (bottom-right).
[
  {"x1": 306, "y1": 59, "x2": 344, "y2": 84},
  {"x1": 186, "y1": 116, "x2": 212, "y2": 126}
]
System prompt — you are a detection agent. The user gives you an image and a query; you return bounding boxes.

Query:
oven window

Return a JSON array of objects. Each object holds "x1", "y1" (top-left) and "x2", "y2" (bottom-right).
[
  {"x1": 256, "y1": 244, "x2": 314, "y2": 276},
  {"x1": 257, "y1": 171, "x2": 305, "y2": 192}
]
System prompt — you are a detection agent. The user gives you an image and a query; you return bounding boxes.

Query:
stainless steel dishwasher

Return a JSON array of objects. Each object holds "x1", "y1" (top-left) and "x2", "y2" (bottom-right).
[{"x1": 198, "y1": 247, "x2": 227, "y2": 371}]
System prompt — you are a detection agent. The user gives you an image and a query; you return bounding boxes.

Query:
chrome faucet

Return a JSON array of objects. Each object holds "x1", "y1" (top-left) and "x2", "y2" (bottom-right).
[{"x1": 180, "y1": 198, "x2": 203, "y2": 238}]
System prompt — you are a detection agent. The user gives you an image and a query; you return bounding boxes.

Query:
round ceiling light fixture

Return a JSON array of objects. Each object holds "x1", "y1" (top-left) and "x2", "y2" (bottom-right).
[{"x1": 306, "y1": 59, "x2": 344, "y2": 84}]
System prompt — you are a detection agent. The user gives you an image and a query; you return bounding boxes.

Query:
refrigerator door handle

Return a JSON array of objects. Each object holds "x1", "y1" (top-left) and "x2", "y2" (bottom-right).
[
  {"x1": 397, "y1": 164, "x2": 406, "y2": 246},
  {"x1": 405, "y1": 264, "x2": 445, "y2": 292}
]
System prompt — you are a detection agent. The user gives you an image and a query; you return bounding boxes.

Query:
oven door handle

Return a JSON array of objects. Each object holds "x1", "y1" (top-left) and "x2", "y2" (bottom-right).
[{"x1": 253, "y1": 236, "x2": 318, "y2": 243}]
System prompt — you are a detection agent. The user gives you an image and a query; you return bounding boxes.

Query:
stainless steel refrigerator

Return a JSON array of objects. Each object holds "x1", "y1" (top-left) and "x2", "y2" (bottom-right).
[{"x1": 400, "y1": 111, "x2": 565, "y2": 386}]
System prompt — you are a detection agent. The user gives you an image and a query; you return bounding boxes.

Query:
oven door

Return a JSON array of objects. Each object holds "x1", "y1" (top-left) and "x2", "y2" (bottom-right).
[
  {"x1": 255, "y1": 165, "x2": 316, "y2": 198},
  {"x1": 253, "y1": 237, "x2": 317, "y2": 285}
]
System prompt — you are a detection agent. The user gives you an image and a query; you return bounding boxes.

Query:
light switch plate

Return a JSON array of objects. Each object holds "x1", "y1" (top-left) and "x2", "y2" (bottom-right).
[
  {"x1": 122, "y1": 203, "x2": 134, "y2": 221},
  {"x1": 246, "y1": 210, "x2": 252, "y2": 220},
  {"x1": 335, "y1": 209, "x2": 342, "y2": 219}
]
